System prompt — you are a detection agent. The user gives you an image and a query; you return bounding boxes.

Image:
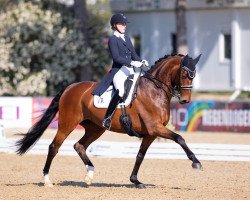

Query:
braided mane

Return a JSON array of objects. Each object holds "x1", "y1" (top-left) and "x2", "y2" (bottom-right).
[{"x1": 149, "y1": 53, "x2": 184, "y2": 72}]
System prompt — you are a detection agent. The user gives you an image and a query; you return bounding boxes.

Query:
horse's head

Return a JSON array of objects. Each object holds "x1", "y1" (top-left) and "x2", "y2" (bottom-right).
[
  {"x1": 177, "y1": 54, "x2": 201, "y2": 104},
  {"x1": 145, "y1": 54, "x2": 201, "y2": 104}
]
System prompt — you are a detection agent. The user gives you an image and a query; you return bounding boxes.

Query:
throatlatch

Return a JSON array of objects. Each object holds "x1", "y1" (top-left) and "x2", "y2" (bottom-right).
[{"x1": 119, "y1": 105, "x2": 142, "y2": 138}]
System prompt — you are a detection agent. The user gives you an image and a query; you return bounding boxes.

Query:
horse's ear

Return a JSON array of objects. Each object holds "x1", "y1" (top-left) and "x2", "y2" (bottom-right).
[
  {"x1": 193, "y1": 54, "x2": 202, "y2": 66},
  {"x1": 182, "y1": 54, "x2": 189, "y2": 66}
]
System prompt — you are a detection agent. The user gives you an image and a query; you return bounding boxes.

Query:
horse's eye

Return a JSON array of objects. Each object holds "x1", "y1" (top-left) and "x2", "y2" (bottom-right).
[{"x1": 182, "y1": 75, "x2": 187, "y2": 79}]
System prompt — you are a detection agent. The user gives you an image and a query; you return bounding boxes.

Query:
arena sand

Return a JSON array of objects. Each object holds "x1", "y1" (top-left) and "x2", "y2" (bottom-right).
[{"x1": 0, "y1": 130, "x2": 250, "y2": 200}]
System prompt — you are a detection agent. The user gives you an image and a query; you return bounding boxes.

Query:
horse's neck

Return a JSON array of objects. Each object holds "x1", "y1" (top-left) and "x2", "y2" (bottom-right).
[
  {"x1": 139, "y1": 67, "x2": 173, "y2": 102},
  {"x1": 136, "y1": 77, "x2": 171, "y2": 118},
  {"x1": 143, "y1": 58, "x2": 180, "y2": 99},
  {"x1": 151, "y1": 60, "x2": 175, "y2": 86}
]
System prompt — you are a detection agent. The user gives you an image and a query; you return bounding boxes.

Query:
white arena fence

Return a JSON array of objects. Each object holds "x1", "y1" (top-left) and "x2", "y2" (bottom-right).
[{"x1": 0, "y1": 136, "x2": 250, "y2": 162}]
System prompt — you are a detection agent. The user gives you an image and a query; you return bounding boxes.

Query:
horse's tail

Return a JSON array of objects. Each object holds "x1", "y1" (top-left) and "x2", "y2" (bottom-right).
[{"x1": 16, "y1": 89, "x2": 65, "y2": 155}]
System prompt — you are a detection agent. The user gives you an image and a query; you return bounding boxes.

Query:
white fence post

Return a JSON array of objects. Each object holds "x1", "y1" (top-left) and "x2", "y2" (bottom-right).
[{"x1": 0, "y1": 124, "x2": 5, "y2": 141}]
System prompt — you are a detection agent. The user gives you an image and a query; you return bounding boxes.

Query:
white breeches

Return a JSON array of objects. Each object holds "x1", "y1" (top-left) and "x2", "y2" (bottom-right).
[{"x1": 113, "y1": 66, "x2": 135, "y2": 97}]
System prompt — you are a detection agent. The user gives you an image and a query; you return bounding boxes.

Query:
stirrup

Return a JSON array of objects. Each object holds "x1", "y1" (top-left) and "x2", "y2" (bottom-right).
[{"x1": 102, "y1": 117, "x2": 112, "y2": 129}]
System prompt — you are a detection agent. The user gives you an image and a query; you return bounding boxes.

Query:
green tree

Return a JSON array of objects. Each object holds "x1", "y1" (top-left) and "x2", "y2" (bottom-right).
[
  {"x1": 87, "y1": 12, "x2": 110, "y2": 80},
  {"x1": 74, "y1": 0, "x2": 91, "y2": 81},
  {"x1": 0, "y1": 0, "x2": 110, "y2": 96},
  {"x1": 87, "y1": 0, "x2": 111, "y2": 80}
]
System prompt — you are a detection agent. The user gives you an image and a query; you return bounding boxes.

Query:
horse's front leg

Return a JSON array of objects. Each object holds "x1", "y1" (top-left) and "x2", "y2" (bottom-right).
[
  {"x1": 156, "y1": 124, "x2": 202, "y2": 170},
  {"x1": 130, "y1": 135, "x2": 156, "y2": 188}
]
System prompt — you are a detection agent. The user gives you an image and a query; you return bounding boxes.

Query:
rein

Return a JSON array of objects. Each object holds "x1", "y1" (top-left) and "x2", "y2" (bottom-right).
[
  {"x1": 142, "y1": 70, "x2": 181, "y2": 99},
  {"x1": 142, "y1": 62, "x2": 195, "y2": 99}
]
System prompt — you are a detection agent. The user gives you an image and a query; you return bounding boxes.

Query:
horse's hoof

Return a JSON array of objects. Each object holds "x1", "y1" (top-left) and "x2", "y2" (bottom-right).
[
  {"x1": 192, "y1": 162, "x2": 203, "y2": 170},
  {"x1": 45, "y1": 182, "x2": 53, "y2": 188},
  {"x1": 44, "y1": 174, "x2": 53, "y2": 187},
  {"x1": 44, "y1": 180, "x2": 53, "y2": 188},
  {"x1": 85, "y1": 172, "x2": 94, "y2": 185},
  {"x1": 85, "y1": 176, "x2": 93, "y2": 185},
  {"x1": 136, "y1": 183, "x2": 146, "y2": 189}
]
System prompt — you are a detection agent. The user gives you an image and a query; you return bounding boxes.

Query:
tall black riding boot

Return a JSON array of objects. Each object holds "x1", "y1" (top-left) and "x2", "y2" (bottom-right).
[{"x1": 102, "y1": 90, "x2": 122, "y2": 129}]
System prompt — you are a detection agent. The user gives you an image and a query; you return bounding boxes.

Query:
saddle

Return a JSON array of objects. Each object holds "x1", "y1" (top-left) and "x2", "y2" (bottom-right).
[{"x1": 93, "y1": 67, "x2": 144, "y2": 108}]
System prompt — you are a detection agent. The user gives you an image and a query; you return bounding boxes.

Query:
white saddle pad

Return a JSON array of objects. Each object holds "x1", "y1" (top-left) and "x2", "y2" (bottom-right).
[{"x1": 94, "y1": 67, "x2": 144, "y2": 108}]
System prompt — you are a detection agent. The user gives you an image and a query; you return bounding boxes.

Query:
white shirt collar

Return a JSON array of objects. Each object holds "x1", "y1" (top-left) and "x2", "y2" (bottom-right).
[{"x1": 114, "y1": 31, "x2": 125, "y2": 41}]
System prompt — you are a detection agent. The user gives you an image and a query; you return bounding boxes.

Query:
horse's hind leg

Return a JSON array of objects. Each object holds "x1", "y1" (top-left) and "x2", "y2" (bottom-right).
[
  {"x1": 74, "y1": 120, "x2": 105, "y2": 185},
  {"x1": 130, "y1": 135, "x2": 156, "y2": 188},
  {"x1": 43, "y1": 125, "x2": 78, "y2": 187}
]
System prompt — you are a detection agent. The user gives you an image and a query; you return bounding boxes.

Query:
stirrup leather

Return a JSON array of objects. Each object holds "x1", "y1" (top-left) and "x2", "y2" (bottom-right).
[
  {"x1": 102, "y1": 117, "x2": 112, "y2": 129},
  {"x1": 102, "y1": 90, "x2": 121, "y2": 129},
  {"x1": 119, "y1": 105, "x2": 142, "y2": 138}
]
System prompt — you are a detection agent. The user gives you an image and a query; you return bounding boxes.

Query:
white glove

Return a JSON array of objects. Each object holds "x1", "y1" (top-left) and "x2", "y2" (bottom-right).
[
  {"x1": 130, "y1": 60, "x2": 143, "y2": 68},
  {"x1": 142, "y1": 59, "x2": 149, "y2": 67}
]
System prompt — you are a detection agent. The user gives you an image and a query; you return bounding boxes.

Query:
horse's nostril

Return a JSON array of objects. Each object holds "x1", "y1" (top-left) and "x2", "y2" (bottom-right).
[{"x1": 180, "y1": 99, "x2": 188, "y2": 104}]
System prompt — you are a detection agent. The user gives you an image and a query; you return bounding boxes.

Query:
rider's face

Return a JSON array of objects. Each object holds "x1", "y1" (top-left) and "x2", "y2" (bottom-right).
[{"x1": 116, "y1": 23, "x2": 126, "y2": 33}]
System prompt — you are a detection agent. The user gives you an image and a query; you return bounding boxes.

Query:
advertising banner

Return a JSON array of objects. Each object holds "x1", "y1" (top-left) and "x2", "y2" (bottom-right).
[
  {"x1": 32, "y1": 97, "x2": 58, "y2": 128},
  {"x1": 1, "y1": 97, "x2": 249, "y2": 132},
  {"x1": 32, "y1": 97, "x2": 83, "y2": 129},
  {"x1": 0, "y1": 97, "x2": 32, "y2": 128},
  {"x1": 171, "y1": 101, "x2": 250, "y2": 132}
]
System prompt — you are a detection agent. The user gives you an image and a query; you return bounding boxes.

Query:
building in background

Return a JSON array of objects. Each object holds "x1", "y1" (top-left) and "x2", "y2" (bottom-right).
[{"x1": 110, "y1": 0, "x2": 250, "y2": 92}]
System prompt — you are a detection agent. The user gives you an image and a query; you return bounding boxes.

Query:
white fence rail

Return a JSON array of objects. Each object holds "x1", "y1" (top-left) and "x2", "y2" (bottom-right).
[{"x1": 1, "y1": 138, "x2": 250, "y2": 162}]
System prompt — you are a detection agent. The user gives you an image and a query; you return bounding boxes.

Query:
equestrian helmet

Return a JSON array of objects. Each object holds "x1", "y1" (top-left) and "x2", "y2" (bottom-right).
[{"x1": 110, "y1": 13, "x2": 128, "y2": 26}]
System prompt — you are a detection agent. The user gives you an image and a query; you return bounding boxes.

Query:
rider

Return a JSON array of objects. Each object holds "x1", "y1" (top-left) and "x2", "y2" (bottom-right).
[{"x1": 92, "y1": 13, "x2": 149, "y2": 130}]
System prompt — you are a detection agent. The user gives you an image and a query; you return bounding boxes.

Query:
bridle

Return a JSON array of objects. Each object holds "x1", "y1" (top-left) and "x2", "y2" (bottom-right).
[
  {"x1": 142, "y1": 59, "x2": 196, "y2": 99},
  {"x1": 173, "y1": 63, "x2": 196, "y2": 92},
  {"x1": 143, "y1": 71, "x2": 181, "y2": 99}
]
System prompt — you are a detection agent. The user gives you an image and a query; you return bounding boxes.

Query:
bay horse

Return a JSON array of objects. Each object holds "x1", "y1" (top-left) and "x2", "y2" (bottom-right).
[{"x1": 16, "y1": 54, "x2": 202, "y2": 188}]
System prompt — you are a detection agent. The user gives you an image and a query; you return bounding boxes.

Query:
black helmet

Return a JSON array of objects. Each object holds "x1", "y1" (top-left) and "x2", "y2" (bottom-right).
[{"x1": 110, "y1": 13, "x2": 128, "y2": 26}]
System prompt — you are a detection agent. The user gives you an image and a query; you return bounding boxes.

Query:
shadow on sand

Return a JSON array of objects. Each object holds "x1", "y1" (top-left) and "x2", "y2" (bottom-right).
[
  {"x1": 5, "y1": 182, "x2": 195, "y2": 191},
  {"x1": 57, "y1": 180, "x2": 156, "y2": 188}
]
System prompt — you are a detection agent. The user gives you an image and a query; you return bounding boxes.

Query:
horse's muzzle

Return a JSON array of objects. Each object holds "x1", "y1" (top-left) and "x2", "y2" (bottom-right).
[{"x1": 179, "y1": 99, "x2": 189, "y2": 104}]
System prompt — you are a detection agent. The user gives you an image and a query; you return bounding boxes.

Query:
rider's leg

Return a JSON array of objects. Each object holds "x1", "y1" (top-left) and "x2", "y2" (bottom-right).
[
  {"x1": 102, "y1": 89, "x2": 122, "y2": 129},
  {"x1": 102, "y1": 66, "x2": 133, "y2": 129},
  {"x1": 113, "y1": 66, "x2": 134, "y2": 97}
]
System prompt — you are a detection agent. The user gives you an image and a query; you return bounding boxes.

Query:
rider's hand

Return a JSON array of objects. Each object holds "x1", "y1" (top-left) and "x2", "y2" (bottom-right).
[
  {"x1": 142, "y1": 59, "x2": 149, "y2": 67},
  {"x1": 130, "y1": 61, "x2": 143, "y2": 68}
]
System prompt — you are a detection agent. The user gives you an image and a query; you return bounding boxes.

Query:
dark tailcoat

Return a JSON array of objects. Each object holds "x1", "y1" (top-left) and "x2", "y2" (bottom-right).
[{"x1": 92, "y1": 35, "x2": 141, "y2": 96}]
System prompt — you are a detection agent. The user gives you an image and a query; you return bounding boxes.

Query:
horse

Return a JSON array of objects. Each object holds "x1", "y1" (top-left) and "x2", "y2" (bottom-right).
[{"x1": 16, "y1": 54, "x2": 202, "y2": 189}]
